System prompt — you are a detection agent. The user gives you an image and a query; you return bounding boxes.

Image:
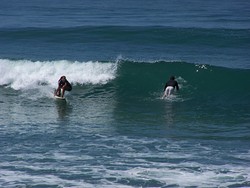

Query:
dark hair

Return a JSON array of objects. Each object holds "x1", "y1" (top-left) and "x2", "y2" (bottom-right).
[{"x1": 170, "y1": 76, "x2": 175, "y2": 80}]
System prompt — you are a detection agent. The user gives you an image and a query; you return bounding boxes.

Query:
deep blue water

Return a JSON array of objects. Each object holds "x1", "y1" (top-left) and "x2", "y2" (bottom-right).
[{"x1": 0, "y1": 0, "x2": 250, "y2": 187}]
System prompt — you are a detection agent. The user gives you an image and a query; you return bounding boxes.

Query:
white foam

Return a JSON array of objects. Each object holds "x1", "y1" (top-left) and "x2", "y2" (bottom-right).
[
  {"x1": 1, "y1": 139, "x2": 249, "y2": 187},
  {"x1": 0, "y1": 59, "x2": 118, "y2": 90}
]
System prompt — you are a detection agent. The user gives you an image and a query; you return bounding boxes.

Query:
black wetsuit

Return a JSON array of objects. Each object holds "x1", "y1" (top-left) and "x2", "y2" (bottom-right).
[{"x1": 164, "y1": 79, "x2": 179, "y2": 91}]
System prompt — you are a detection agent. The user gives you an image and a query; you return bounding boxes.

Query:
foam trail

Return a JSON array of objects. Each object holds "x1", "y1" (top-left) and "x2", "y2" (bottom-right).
[{"x1": 0, "y1": 59, "x2": 117, "y2": 90}]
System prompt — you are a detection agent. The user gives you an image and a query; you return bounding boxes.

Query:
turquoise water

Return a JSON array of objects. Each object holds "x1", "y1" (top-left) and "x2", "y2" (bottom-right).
[{"x1": 0, "y1": 0, "x2": 250, "y2": 187}]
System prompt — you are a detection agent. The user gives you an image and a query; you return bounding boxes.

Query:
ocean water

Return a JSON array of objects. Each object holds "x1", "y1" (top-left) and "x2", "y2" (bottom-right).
[{"x1": 0, "y1": 0, "x2": 250, "y2": 187}]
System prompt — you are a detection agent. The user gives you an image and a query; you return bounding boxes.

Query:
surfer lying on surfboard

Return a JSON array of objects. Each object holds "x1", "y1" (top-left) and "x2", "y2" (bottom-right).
[
  {"x1": 162, "y1": 76, "x2": 179, "y2": 99},
  {"x1": 55, "y1": 76, "x2": 72, "y2": 98}
]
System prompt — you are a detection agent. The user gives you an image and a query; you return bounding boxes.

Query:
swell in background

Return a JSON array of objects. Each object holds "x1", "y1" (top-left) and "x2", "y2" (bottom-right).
[{"x1": 0, "y1": 26, "x2": 249, "y2": 69}]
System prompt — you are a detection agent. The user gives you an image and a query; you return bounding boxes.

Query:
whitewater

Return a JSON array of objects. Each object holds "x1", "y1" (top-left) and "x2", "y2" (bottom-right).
[{"x1": 0, "y1": 59, "x2": 117, "y2": 89}]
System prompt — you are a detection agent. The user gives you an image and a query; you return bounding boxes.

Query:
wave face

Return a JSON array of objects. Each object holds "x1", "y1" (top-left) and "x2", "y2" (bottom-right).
[{"x1": 1, "y1": 59, "x2": 249, "y2": 101}]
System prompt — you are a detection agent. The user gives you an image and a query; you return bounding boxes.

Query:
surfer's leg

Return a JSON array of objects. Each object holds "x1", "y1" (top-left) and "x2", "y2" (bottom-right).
[
  {"x1": 166, "y1": 86, "x2": 174, "y2": 96},
  {"x1": 55, "y1": 87, "x2": 61, "y2": 96},
  {"x1": 162, "y1": 89, "x2": 167, "y2": 99},
  {"x1": 61, "y1": 88, "x2": 65, "y2": 97}
]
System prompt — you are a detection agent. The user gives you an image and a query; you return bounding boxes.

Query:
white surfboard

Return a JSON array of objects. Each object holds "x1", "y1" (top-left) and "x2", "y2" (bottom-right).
[
  {"x1": 54, "y1": 95, "x2": 66, "y2": 100},
  {"x1": 54, "y1": 89, "x2": 66, "y2": 100}
]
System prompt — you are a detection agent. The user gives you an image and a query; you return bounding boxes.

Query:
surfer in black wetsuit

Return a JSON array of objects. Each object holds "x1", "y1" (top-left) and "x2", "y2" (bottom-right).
[
  {"x1": 162, "y1": 76, "x2": 179, "y2": 99},
  {"x1": 55, "y1": 76, "x2": 72, "y2": 97}
]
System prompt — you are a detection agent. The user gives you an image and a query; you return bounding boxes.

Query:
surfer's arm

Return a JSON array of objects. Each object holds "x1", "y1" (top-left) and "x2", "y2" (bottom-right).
[
  {"x1": 62, "y1": 82, "x2": 67, "y2": 89},
  {"x1": 176, "y1": 83, "x2": 179, "y2": 91}
]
